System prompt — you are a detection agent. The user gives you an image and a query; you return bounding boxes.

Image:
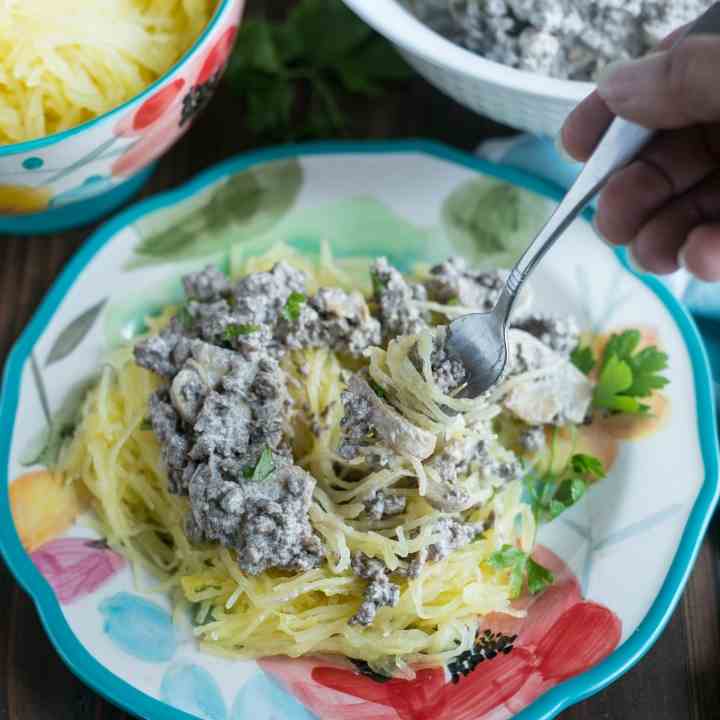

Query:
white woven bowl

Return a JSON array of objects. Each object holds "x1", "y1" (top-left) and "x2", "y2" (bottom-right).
[{"x1": 343, "y1": 0, "x2": 594, "y2": 137}]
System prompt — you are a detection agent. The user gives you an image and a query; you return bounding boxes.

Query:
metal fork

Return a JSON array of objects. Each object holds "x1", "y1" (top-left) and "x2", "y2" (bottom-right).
[{"x1": 446, "y1": 1, "x2": 720, "y2": 398}]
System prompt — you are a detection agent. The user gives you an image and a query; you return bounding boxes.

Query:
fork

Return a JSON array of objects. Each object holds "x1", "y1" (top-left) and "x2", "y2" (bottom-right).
[{"x1": 446, "y1": 1, "x2": 720, "y2": 398}]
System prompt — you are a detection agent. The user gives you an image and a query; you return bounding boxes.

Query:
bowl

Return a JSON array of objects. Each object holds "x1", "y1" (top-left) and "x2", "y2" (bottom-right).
[
  {"x1": 1, "y1": 140, "x2": 717, "y2": 720},
  {"x1": 342, "y1": 0, "x2": 593, "y2": 137},
  {"x1": 0, "y1": 0, "x2": 245, "y2": 236}
]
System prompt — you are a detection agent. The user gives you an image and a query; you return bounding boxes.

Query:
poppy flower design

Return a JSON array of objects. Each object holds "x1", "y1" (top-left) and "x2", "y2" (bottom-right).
[
  {"x1": 259, "y1": 546, "x2": 621, "y2": 720},
  {"x1": 31, "y1": 537, "x2": 126, "y2": 605},
  {"x1": 112, "y1": 25, "x2": 238, "y2": 178}
]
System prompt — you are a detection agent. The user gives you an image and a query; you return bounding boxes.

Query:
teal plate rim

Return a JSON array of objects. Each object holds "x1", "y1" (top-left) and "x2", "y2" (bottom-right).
[{"x1": 0, "y1": 140, "x2": 717, "y2": 720}]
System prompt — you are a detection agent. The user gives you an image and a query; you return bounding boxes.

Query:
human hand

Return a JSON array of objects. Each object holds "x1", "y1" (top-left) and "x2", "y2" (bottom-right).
[{"x1": 560, "y1": 28, "x2": 720, "y2": 281}]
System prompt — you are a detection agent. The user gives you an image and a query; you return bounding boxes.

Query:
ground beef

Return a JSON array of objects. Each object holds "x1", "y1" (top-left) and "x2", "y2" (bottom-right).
[
  {"x1": 404, "y1": 0, "x2": 709, "y2": 81},
  {"x1": 425, "y1": 257, "x2": 504, "y2": 311},
  {"x1": 338, "y1": 373, "x2": 436, "y2": 462},
  {"x1": 186, "y1": 461, "x2": 323, "y2": 575},
  {"x1": 148, "y1": 390, "x2": 191, "y2": 494},
  {"x1": 371, "y1": 257, "x2": 428, "y2": 341},
  {"x1": 349, "y1": 553, "x2": 401, "y2": 626},
  {"x1": 276, "y1": 287, "x2": 381, "y2": 356},
  {"x1": 511, "y1": 313, "x2": 580, "y2": 357},
  {"x1": 364, "y1": 490, "x2": 407, "y2": 520},
  {"x1": 134, "y1": 330, "x2": 184, "y2": 379},
  {"x1": 429, "y1": 327, "x2": 467, "y2": 394},
  {"x1": 182, "y1": 265, "x2": 230, "y2": 302},
  {"x1": 427, "y1": 518, "x2": 482, "y2": 562}
]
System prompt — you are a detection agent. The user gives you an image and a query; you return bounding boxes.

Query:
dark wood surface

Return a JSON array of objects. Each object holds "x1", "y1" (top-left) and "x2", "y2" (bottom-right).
[{"x1": 1, "y1": 34, "x2": 720, "y2": 720}]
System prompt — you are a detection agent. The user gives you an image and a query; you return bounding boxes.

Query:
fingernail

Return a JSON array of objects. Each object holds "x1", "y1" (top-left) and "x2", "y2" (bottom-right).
[
  {"x1": 553, "y1": 133, "x2": 575, "y2": 165},
  {"x1": 597, "y1": 54, "x2": 663, "y2": 102}
]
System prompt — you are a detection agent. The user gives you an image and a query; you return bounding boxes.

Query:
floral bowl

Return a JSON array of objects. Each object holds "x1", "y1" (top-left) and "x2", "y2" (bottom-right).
[
  {"x1": 1, "y1": 141, "x2": 717, "y2": 720},
  {"x1": 0, "y1": 0, "x2": 244, "y2": 236}
]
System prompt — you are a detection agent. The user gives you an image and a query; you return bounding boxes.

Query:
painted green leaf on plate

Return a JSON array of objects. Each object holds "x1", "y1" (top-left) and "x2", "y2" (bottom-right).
[
  {"x1": 20, "y1": 375, "x2": 97, "y2": 468},
  {"x1": 45, "y1": 298, "x2": 107, "y2": 366},
  {"x1": 441, "y1": 179, "x2": 549, "y2": 269},
  {"x1": 230, "y1": 195, "x2": 438, "y2": 282},
  {"x1": 126, "y1": 159, "x2": 303, "y2": 269}
]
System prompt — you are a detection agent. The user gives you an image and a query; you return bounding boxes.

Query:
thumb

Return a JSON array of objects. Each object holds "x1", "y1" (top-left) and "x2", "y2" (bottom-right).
[{"x1": 597, "y1": 36, "x2": 720, "y2": 128}]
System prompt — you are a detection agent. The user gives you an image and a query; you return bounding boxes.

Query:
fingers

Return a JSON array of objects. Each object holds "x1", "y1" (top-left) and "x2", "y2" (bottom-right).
[
  {"x1": 630, "y1": 171, "x2": 720, "y2": 275},
  {"x1": 593, "y1": 126, "x2": 720, "y2": 246},
  {"x1": 560, "y1": 91, "x2": 613, "y2": 162},
  {"x1": 680, "y1": 223, "x2": 720, "y2": 282},
  {"x1": 597, "y1": 36, "x2": 720, "y2": 129},
  {"x1": 558, "y1": 23, "x2": 691, "y2": 161}
]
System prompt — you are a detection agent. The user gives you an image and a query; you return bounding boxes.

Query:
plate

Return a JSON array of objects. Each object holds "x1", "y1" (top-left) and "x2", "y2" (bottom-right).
[{"x1": 1, "y1": 141, "x2": 717, "y2": 720}]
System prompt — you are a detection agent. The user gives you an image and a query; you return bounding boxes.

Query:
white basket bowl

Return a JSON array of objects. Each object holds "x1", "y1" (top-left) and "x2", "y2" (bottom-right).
[{"x1": 343, "y1": 0, "x2": 595, "y2": 137}]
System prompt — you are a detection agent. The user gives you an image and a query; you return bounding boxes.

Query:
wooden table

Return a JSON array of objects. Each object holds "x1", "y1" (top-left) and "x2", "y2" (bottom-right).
[{"x1": 1, "y1": 56, "x2": 719, "y2": 720}]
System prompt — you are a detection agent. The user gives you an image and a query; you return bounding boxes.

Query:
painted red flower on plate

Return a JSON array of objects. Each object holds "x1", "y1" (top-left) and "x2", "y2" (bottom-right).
[
  {"x1": 112, "y1": 25, "x2": 238, "y2": 178},
  {"x1": 259, "y1": 546, "x2": 621, "y2": 720},
  {"x1": 31, "y1": 538, "x2": 126, "y2": 605}
]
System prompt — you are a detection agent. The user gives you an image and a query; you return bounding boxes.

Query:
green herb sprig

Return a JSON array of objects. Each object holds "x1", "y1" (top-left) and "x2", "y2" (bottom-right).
[
  {"x1": 226, "y1": 0, "x2": 411, "y2": 140},
  {"x1": 571, "y1": 330, "x2": 669, "y2": 414},
  {"x1": 243, "y1": 447, "x2": 276, "y2": 483},
  {"x1": 223, "y1": 323, "x2": 261, "y2": 343},
  {"x1": 488, "y1": 545, "x2": 554, "y2": 598},
  {"x1": 283, "y1": 292, "x2": 307, "y2": 322},
  {"x1": 525, "y1": 452, "x2": 605, "y2": 525}
]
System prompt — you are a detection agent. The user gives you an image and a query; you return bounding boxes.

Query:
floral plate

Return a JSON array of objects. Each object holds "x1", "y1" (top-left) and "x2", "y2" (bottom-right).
[{"x1": 1, "y1": 141, "x2": 717, "y2": 720}]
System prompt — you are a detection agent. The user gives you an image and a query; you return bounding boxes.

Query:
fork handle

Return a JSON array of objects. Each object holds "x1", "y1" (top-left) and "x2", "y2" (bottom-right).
[{"x1": 498, "y1": 1, "x2": 720, "y2": 315}]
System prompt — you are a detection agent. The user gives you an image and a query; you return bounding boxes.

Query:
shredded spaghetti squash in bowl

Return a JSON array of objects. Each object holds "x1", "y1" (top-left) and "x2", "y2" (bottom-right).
[
  {"x1": 60, "y1": 247, "x2": 668, "y2": 676},
  {"x1": 0, "y1": 0, "x2": 217, "y2": 144}
]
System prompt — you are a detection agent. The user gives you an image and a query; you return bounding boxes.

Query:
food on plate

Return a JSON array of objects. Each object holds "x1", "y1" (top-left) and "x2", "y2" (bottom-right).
[
  {"x1": 0, "y1": 0, "x2": 217, "y2": 144},
  {"x1": 403, "y1": 0, "x2": 711, "y2": 81},
  {"x1": 60, "y1": 249, "x2": 668, "y2": 673}
]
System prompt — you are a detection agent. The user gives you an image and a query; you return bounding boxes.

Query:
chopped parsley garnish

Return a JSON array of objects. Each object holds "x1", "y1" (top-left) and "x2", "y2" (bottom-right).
[
  {"x1": 571, "y1": 453, "x2": 606, "y2": 478},
  {"x1": 368, "y1": 379, "x2": 386, "y2": 399},
  {"x1": 570, "y1": 345, "x2": 595, "y2": 375},
  {"x1": 223, "y1": 323, "x2": 260, "y2": 342},
  {"x1": 283, "y1": 291, "x2": 307, "y2": 322},
  {"x1": 524, "y1": 452, "x2": 605, "y2": 525},
  {"x1": 140, "y1": 418, "x2": 153, "y2": 431},
  {"x1": 371, "y1": 272, "x2": 386, "y2": 296},
  {"x1": 488, "y1": 545, "x2": 554, "y2": 598},
  {"x1": 593, "y1": 330, "x2": 669, "y2": 414},
  {"x1": 176, "y1": 305, "x2": 194, "y2": 329},
  {"x1": 249, "y1": 447, "x2": 275, "y2": 483}
]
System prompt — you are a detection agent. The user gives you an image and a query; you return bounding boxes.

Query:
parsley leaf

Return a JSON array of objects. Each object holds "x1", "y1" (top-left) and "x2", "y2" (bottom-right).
[
  {"x1": 527, "y1": 558, "x2": 555, "y2": 595},
  {"x1": 226, "y1": 0, "x2": 410, "y2": 141},
  {"x1": 176, "y1": 305, "x2": 194, "y2": 329},
  {"x1": 223, "y1": 323, "x2": 260, "y2": 342},
  {"x1": 371, "y1": 272, "x2": 386, "y2": 297},
  {"x1": 488, "y1": 545, "x2": 554, "y2": 598},
  {"x1": 592, "y1": 330, "x2": 669, "y2": 414},
  {"x1": 571, "y1": 453, "x2": 606, "y2": 479},
  {"x1": 251, "y1": 447, "x2": 275, "y2": 483},
  {"x1": 524, "y1": 452, "x2": 604, "y2": 524},
  {"x1": 593, "y1": 354, "x2": 639, "y2": 413},
  {"x1": 283, "y1": 292, "x2": 307, "y2": 322},
  {"x1": 570, "y1": 345, "x2": 595, "y2": 375}
]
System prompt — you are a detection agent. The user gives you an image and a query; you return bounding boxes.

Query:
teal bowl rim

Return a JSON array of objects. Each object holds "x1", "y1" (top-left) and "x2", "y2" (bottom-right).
[
  {"x1": 0, "y1": 140, "x2": 717, "y2": 720},
  {"x1": 0, "y1": 0, "x2": 234, "y2": 158}
]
